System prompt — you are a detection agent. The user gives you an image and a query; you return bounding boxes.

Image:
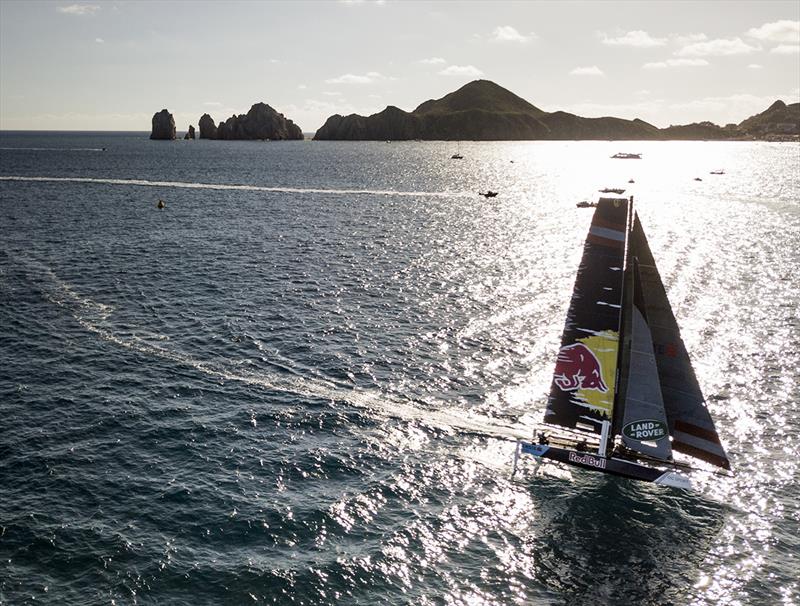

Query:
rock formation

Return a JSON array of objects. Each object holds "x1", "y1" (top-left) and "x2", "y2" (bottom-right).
[
  {"x1": 198, "y1": 113, "x2": 217, "y2": 139},
  {"x1": 183, "y1": 125, "x2": 196, "y2": 140},
  {"x1": 150, "y1": 109, "x2": 176, "y2": 140},
  {"x1": 199, "y1": 103, "x2": 303, "y2": 140}
]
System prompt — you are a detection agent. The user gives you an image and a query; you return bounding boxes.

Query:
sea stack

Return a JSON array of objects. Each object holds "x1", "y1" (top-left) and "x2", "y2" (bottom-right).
[
  {"x1": 184, "y1": 125, "x2": 196, "y2": 140},
  {"x1": 198, "y1": 113, "x2": 217, "y2": 139},
  {"x1": 150, "y1": 109, "x2": 176, "y2": 140}
]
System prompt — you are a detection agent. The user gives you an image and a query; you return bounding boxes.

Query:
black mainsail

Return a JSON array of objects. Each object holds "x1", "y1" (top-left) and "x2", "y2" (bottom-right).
[
  {"x1": 516, "y1": 196, "x2": 730, "y2": 487},
  {"x1": 543, "y1": 197, "x2": 628, "y2": 435}
]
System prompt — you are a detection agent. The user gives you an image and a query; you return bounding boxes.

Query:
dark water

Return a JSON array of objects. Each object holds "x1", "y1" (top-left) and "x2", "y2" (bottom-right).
[{"x1": 1, "y1": 132, "x2": 798, "y2": 605}]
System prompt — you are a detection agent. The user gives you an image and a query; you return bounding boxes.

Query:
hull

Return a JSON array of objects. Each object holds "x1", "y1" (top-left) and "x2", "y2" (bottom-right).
[{"x1": 514, "y1": 441, "x2": 693, "y2": 489}]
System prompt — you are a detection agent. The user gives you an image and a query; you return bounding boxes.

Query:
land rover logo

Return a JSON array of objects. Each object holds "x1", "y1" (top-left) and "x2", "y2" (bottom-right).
[{"x1": 622, "y1": 420, "x2": 668, "y2": 441}]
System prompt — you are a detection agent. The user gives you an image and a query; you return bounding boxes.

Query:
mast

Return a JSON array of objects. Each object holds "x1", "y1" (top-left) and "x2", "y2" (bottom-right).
[{"x1": 610, "y1": 196, "x2": 635, "y2": 444}]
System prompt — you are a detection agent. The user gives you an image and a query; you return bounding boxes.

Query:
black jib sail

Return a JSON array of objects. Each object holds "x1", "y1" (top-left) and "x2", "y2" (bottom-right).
[
  {"x1": 627, "y1": 214, "x2": 730, "y2": 469},
  {"x1": 543, "y1": 197, "x2": 629, "y2": 435}
]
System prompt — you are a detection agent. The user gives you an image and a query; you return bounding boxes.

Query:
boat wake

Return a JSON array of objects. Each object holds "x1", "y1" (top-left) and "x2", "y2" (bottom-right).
[
  {"x1": 0, "y1": 175, "x2": 473, "y2": 199},
  {"x1": 22, "y1": 257, "x2": 529, "y2": 443},
  {"x1": 0, "y1": 147, "x2": 106, "y2": 152}
]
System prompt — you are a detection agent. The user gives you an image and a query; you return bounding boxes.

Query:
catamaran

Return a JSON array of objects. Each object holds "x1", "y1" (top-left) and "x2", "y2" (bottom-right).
[{"x1": 513, "y1": 195, "x2": 731, "y2": 489}]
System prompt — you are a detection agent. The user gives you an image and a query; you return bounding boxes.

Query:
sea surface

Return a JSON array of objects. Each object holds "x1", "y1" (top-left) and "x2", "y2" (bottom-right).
[{"x1": 1, "y1": 132, "x2": 798, "y2": 606}]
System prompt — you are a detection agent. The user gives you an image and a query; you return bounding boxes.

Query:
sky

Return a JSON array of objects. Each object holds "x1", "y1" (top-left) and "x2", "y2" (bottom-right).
[{"x1": 1, "y1": 0, "x2": 798, "y2": 132}]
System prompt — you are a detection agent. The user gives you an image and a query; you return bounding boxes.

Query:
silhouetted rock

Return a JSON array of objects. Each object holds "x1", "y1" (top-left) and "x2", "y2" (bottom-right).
[
  {"x1": 198, "y1": 113, "x2": 218, "y2": 139},
  {"x1": 208, "y1": 103, "x2": 303, "y2": 140},
  {"x1": 150, "y1": 109, "x2": 176, "y2": 140},
  {"x1": 183, "y1": 125, "x2": 196, "y2": 140}
]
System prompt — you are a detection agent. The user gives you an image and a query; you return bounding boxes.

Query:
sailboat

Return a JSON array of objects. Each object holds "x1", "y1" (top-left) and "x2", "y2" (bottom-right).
[{"x1": 513, "y1": 195, "x2": 730, "y2": 489}]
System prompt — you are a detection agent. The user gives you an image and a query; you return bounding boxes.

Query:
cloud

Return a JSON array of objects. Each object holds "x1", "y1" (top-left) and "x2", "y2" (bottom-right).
[
  {"x1": 748, "y1": 64, "x2": 763, "y2": 69},
  {"x1": 57, "y1": 4, "x2": 100, "y2": 15},
  {"x1": 642, "y1": 58, "x2": 709, "y2": 69},
  {"x1": 671, "y1": 33, "x2": 708, "y2": 46},
  {"x1": 490, "y1": 25, "x2": 534, "y2": 43},
  {"x1": 297, "y1": 84, "x2": 308, "y2": 90},
  {"x1": 746, "y1": 20, "x2": 800, "y2": 43},
  {"x1": 676, "y1": 37, "x2": 760, "y2": 56},
  {"x1": 770, "y1": 44, "x2": 800, "y2": 55},
  {"x1": 419, "y1": 57, "x2": 447, "y2": 65},
  {"x1": 570, "y1": 65, "x2": 604, "y2": 76},
  {"x1": 203, "y1": 101, "x2": 223, "y2": 106},
  {"x1": 95, "y1": 37, "x2": 104, "y2": 43},
  {"x1": 602, "y1": 30, "x2": 667, "y2": 48},
  {"x1": 438, "y1": 65, "x2": 483, "y2": 76},
  {"x1": 322, "y1": 91, "x2": 343, "y2": 96},
  {"x1": 325, "y1": 71, "x2": 390, "y2": 84}
]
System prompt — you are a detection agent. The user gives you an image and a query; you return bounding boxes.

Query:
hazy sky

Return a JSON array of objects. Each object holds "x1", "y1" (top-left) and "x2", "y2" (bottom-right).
[{"x1": 1, "y1": 0, "x2": 798, "y2": 132}]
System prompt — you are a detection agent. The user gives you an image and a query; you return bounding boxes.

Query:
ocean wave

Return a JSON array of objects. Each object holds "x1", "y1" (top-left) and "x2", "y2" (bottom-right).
[{"x1": 21, "y1": 256, "x2": 529, "y2": 443}]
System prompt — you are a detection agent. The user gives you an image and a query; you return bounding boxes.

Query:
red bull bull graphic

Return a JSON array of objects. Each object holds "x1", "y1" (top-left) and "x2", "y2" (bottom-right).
[{"x1": 554, "y1": 343, "x2": 608, "y2": 392}]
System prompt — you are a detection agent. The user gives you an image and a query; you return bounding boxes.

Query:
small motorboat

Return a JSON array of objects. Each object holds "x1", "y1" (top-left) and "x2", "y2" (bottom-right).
[
  {"x1": 599, "y1": 188, "x2": 625, "y2": 194},
  {"x1": 694, "y1": 177, "x2": 703, "y2": 182},
  {"x1": 451, "y1": 153, "x2": 464, "y2": 159},
  {"x1": 576, "y1": 201, "x2": 598, "y2": 208},
  {"x1": 628, "y1": 179, "x2": 635, "y2": 183},
  {"x1": 480, "y1": 191, "x2": 499, "y2": 198},
  {"x1": 709, "y1": 170, "x2": 725, "y2": 175},
  {"x1": 611, "y1": 152, "x2": 642, "y2": 159}
]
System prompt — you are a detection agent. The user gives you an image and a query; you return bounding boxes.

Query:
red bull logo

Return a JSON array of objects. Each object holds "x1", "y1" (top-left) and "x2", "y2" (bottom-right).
[{"x1": 553, "y1": 343, "x2": 608, "y2": 392}]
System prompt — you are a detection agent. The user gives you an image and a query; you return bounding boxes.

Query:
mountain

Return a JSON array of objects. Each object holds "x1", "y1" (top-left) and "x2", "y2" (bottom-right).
[
  {"x1": 315, "y1": 80, "x2": 659, "y2": 141},
  {"x1": 737, "y1": 100, "x2": 800, "y2": 138},
  {"x1": 313, "y1": 80, "x2": 798, "y2": 141}
]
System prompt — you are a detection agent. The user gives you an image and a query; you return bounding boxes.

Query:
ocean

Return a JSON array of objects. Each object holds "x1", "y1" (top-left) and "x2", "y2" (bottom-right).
[{"x1": 1, "y1": 132, "x2": 798, "y2": 605}]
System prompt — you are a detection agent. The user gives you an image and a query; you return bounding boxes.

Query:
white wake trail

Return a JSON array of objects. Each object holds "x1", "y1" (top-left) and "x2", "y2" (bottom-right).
[{"x1": 0, "y1": 175, "x2": 474, "y2": 199}]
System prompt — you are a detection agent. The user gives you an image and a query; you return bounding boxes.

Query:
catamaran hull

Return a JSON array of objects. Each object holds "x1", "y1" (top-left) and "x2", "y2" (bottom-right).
[{"x1": 514, "y1": 441, "x2": 693, "y2": 489}]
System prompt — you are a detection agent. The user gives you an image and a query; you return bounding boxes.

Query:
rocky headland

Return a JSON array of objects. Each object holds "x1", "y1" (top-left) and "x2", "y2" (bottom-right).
[
  {"x1": 150, "y1": 109, "x2": 176, "y2": 140},
  {"x1": 313, "y1": 80, "x2": 800, "y2": 141},
  {"x1": 199, "y1": 103, "x2": 302, "y2": 140}
]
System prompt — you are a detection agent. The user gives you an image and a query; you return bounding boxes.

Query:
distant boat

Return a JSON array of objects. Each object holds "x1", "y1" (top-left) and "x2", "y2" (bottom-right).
[
  {"x1": 513, "y1": 196, "x2": 731, "y2": 489},
  {"x1": 600, "y1": 188, "x2": 626, "y2": 194},
  {"x1": 480, "y1": 191, "x2": 498, "y2": 198},
  {"x1": 612, "y1": 153, "x2": 642, "y2": 159},
  {"x1": 576, "y1": 201, "x2": 598, "y2": 208},
  {"x1": 157, "y1": 199, "x2": 165, "y2": 209},
  {"x1": 694, "y1": 177, "x2": 703, "y2": 181},
  {"x1": 710, "y1": 170, "x2": 725, "y2": 175},
  {"x1": 451, "y1": 153, "x2": 464, "y2": 159}
]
